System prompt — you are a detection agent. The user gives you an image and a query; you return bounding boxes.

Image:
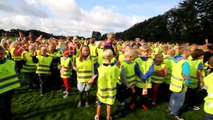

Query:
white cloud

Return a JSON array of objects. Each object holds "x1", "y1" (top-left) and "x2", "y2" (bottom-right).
[{"x1": 0, "y1": 0, "x2": 151, "y2": 37}]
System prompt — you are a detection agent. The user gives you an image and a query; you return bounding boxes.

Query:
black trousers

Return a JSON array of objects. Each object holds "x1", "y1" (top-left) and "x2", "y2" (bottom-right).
[{"x1": 0, "y1": 90, "x2": 14, "y2": 120}]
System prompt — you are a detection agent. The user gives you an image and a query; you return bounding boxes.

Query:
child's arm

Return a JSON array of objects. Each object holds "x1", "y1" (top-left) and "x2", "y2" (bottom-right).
[
  {"x1": 156, "y1": 65, "x2": 167, "y2": 76},
  {"x1": 134, "y1": 63, "x2": 145, "y2": 81},
  {"x1": 197, "y1": 63, "x2": 204, "y2": 87},
  {"x1": 142, "y1": 62, "x2": 154, "y2": 80},
  {"x1": 120, "y1": 66, "x2": 129, "y2": 87}
]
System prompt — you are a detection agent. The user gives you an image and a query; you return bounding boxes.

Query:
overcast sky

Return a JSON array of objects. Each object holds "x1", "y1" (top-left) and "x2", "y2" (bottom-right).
[{"x1": 0, "y1": 0, "x2": 181, "y2": 37}]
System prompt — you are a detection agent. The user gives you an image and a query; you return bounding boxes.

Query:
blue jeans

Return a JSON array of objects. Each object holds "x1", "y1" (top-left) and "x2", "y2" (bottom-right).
[
  {"x1": 169, "y1": 89, "x2": 186, "y2": 115},
  {"x1": 204, "y1": 112, "x2": 213, "y2": 120}
]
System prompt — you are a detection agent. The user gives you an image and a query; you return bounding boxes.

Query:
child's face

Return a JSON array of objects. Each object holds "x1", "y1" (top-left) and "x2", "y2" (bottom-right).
[
  {"x1": 82, "y1": 47, "x2": 89, "y2": 57},
  {"x1": 29, "y1": 46, "x2": 35, "y2": 53},
  {"x1": 155, "y1": 60, "x2": 162, "y2": 66},
  {"x1": 141, "y1": 50, "x2": 149, "y2": 57},
  {"x1": 40, "y1": 48, "x2": 47, "y2": 56}
]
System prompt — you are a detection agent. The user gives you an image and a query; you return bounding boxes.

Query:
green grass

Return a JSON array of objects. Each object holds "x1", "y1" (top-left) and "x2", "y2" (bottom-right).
[{"x1": 12, "y1": 81, "x2": 205, "y2": 120}]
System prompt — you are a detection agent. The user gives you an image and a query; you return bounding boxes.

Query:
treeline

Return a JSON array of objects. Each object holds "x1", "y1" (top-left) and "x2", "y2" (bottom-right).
[
  {"x1": 0, "y1": 29, "x2": 67, "y2": 40},
  {"x1": 1, "y1": 0, "x2": 212, "y2": 44},
  {"x1": 114, "y1": 0, "x2": 213, "y2": 44}
]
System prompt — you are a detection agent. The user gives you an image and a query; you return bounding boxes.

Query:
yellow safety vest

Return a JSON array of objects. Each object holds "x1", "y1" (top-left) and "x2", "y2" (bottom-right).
[
  {"x1": 10, "y1": 48, "x2": 22, "y2": 61},
  {"x1": 189, "y1": 60, "x2": 202, "y2": 89},
  {"x1": 76, "y1": 57, "x2": 93, "y2": 82},
  {"x1": 36, "y1": 55, "x2": 53, "y2": 75},
  {"x1": 60, "y1": 57, "x2": 72, "y2": 78},
  {"x1": 204, "y1": 73, "x2": 213, "y2": 114},
  {"x1": 169, "y1": 60, "x2": 187, "y2": 92},
  {"x1": 135, "y1": 58, "x2": 153, "y2": 88},
  {"x1": 121, "y1": 61, "x2": 136, "y2": 86},
  {"x1": 0, "y1": 60, "x2": 20, "y2": 94},
  {"x1": 164, "y1": 58, "x2": 175, "y2": 84},
  {"x1": 21, "y1": 51, "x2": 37, "y2": 73},
  {"x1": 151, "y1": 64, "x2": 166, "y2": 84},
  {"x1": 89, "y1": 44, "x2": 98, "y2": 62},
  {"x1": 97, "y1": 48, "x2": 104, "y2": 58},
  {"x1": 97, "y1": 64, "x2": 120, "y2": 105}
]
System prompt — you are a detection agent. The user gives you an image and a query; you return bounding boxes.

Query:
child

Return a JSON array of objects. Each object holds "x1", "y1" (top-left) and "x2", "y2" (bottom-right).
[
  {"x1": 169, "y1": 44, "x2": 191, "y2": 120},
  {"x1": 21, "y1": 44, "x2": 38, "y2": 91},
  {"x1": 151, "y1": 53, "x2": 167, "y2": 105},
  {"x1": 185, "y1": 49, "x2": 205, "y2": 110},
  {"x1": 33, "y1": 47, "x2": 53, "y2": 96},
  {"x1": 116, "y1": 48, "x2": 137, "y2": 117},
  {"x1": 134, "y1": 45, "x2": 154, "y2": 110},
  {"x1": 203, "y1": 56, "x2": 213, "y2": 120},
  {"x1": 58, "y1": 50, "x2": 72, "y2": 98},
  {"x1": 74, "y1": 45, "x2": 94, "y2": 107},
  {"x1": 95, "y1": 49, "x2": 120, "y2": 120}
]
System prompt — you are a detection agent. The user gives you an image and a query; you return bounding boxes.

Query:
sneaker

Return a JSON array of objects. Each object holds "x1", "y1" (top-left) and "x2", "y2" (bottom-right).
[
  {"x1": 94, "y1": 115, "x2": 99, "y2": 120},
  {"x1": 63, "y1": 94, "x2": 69, "y2": 98},
  {"x1": 106, "y1": 116, "x2": 112, "y2": 120},
  {"x1": 63, "y1": 90, "x2": 68, "y2": 94},
  {"x1": 85, "y1": 101, "x2": 89, "y2": 107},
  {"x1": 152, "y1": 101, "x2": 156, "y2": 106},
  {"x1": 142, "y1": 104, "x2": 148, "y2": 110},
  {"x1": 172, "y1": 115, "x2": 184, "y2": 120},
  {"x1": 193, "y1": 106, "x2": 200, "y2": 111},
  {"x1": 40, "y1": 93, "x2": 44, "y2": 97},
  {"x1": 77, "y1": 101, "x2": 82, "y2": 108},
  {"x1": 129, "y1": 103, "x2": 135, "y2": 109}
]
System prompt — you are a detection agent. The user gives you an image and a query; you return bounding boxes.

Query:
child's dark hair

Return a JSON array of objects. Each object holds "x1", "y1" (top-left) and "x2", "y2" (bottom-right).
[
  {"x1": 191, "y1": 49, "x2": 205, "y2": 60},
  {"x1": 79, "y1": 45, "x2": 90, "y2": 62}
]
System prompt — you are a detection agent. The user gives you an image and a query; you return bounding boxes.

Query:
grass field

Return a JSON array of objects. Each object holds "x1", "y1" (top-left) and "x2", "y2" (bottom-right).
[{"x1": 11, "y1": 79, "x2": 206, "y2": 120}]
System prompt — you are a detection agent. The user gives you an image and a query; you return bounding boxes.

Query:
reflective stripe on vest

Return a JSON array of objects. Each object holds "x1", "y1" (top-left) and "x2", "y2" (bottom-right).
[
  {"x1": 121, "y1": 61, "x2": 136, "y2": 86},
  {"x1": 0, "y1": 60, "x2": 20, "y2": 94},
  {"x1": 21, "y1": 51, "x2": 37, "y2": 73},
  {"x1": 76, "y1": 57, "x2": 93, "y2": 82},
  {"x1": 135, "y1": 58, "x2": 153, "y2": 88},
  {"x1": 36, "y1": 56, "x2": 53, "y2": 75},
  {"x1": 189, "y1": 60, "x2": 201, "y2": 89},
  {"x1": 60, "y1": 57, "x2": 71, "y2": 78},
  {"x1": 151, "y1": 64, "x2": 165, "y2": 84},
  {"x1": 97, "y1": 65, "x2": 120, "y2": 105},
  {"x1": 169, "y1": 60, "x2": 186, "y2": 92}
]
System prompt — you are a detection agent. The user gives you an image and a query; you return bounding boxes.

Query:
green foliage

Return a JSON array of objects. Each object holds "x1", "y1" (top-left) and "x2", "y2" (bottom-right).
[
  {"x1": 116, "y1": 0, "x2": 213, "y2": 43},
  {"x1": 11, "y1": 84, "x2": 205, "y2": 120}
]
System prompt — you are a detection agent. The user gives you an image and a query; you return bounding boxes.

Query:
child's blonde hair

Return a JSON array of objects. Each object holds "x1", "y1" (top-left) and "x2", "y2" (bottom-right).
[
  {"x1": 102, "y1": 49, "x2": 113, "y2": 59},
  {"x1": 167, "y1": 49, "x2": 175, "y2": 57}
]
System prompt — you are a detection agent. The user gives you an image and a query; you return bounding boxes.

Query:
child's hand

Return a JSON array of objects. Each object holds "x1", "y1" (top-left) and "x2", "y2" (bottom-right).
[
  {"x1": 58, "y1": 65, "x2": 61, "y2": 70},
  {"x1": 200, "y1": 82, "x2": 204, "y2": 88},
  {"x1": 22, "y1": 53, "x2": 27, "y2": 61}
]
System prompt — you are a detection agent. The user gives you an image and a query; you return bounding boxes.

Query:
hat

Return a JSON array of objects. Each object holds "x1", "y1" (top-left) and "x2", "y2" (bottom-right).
[{"x1": 139, "y1": 45, "x2": 150, "y2": 51}]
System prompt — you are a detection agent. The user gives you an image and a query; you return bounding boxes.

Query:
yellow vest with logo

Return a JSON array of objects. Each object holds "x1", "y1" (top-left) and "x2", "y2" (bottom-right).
[
  {"x1": 76, "y1": 57, "x2": 93, "y2": 82},
  {"x1": 36, "y1": 55, "x2": 53, "y2": 75},
  {"x1": 189, "y1": 60, "x2": 202, "y2": 89},
  {"x1": 97, "y1": 64, "x2": 120, "y2": 105},
  {"x1": 121, "y1": 61, "x2": 136, "y2": 86},
  {"x1": 60, "y1": 57, "x2": 72, "y2": 78},
  {"x1": 151, "y1": 64, "x2": 166, "y2": 84},
  {"x1": 0, "y1": 60, "x2": 20, "y2": 94},
  {"x1": 169, "y1": 60, "x2": 187, "y2": 92},
  {"x1": 21, "y1": 51, "x2": 37, "y2": 73},
  {"x1": 135, "y1": 57, "x2": 153, "y2": 88},
  {"x1": 204, "y1": 73, "x2": 213, "y2": 114}
]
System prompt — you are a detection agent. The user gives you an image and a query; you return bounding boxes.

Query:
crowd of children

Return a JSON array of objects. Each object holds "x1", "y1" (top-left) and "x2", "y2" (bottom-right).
[{"x1": 1, "y1": 31, "x2": 213, "y2": 120}]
